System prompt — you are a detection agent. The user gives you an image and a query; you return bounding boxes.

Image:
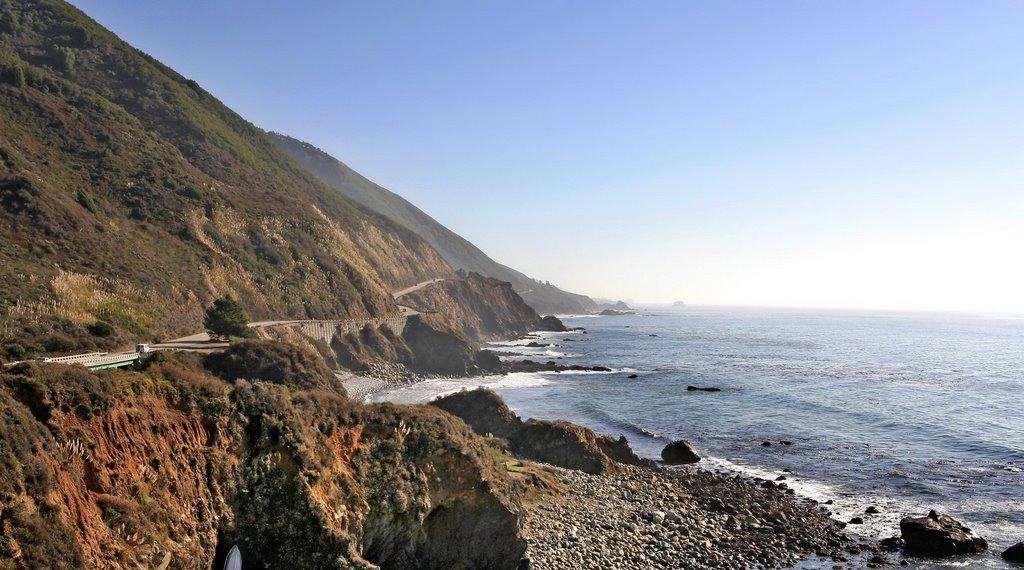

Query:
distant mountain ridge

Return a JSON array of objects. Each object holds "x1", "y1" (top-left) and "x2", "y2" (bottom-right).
[{"x1": 267, "y1": 132, "x2": 598, "y2": 315}]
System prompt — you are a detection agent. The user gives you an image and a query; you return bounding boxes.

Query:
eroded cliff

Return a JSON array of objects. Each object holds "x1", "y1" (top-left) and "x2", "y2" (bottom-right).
[{"x1": 0, "y1": 352, "x2": 529, "y2": 569}]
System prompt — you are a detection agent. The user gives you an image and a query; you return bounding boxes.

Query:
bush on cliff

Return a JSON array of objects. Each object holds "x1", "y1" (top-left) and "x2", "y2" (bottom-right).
[
  {"x1": 204, "y1": 339, "x2": 343, "y2": 394},
  {"x1": 203, "y1": 296, "x2": 254, "y2": 340}
]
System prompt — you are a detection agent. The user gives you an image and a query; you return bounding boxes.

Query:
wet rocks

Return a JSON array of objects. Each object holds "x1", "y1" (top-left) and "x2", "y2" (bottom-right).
[
  {"x1": 661, "y1": 440, "x2": 701, "y2": 464},
  {"x1": 505, "y1": 360, "x2": 612, "y2": 373},
  {"x1": 899, "y1": 510, "x2": 988, "y2": 557},
  {"x1": 686, "y1": 385, "x2": 721, "y2": 392},
  {"x1": 1002, "y1": 541, "x2": 1024, "y2": 563},
  {"x1": 523, "y1": 465, "x2": 856, "y2": 569},
  {"x1": 627, "y1": 373, "x2": 638, "y2": 379}
]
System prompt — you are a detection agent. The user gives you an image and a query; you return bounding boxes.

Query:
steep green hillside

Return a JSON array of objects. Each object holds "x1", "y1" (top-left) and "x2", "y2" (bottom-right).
[
  {"x1": 268, "y1": 132, "x2": 598, "y2": 315},
  {"x1": 0, "y1": 0, "x2": 451, "y2": 355}
]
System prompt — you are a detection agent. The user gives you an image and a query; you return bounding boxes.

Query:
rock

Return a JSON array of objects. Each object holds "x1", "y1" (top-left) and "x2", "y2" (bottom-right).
[
  {"x1": 512, "y1": 419, "x2": 618, "y2": 474},
  {"x1": 685, "y1": 385, "x2": 722, "y2": 392},
  {"x1": 627, "y1": 374, "x2": 638, "y2": 379},
  {"x1": 900, "y1": 510, "x2": 988, "y2": 557},
  {"x1": 880, "y1": 536, "x2": 905, "y2": 551},
  {"x1": 1002, "y1": 542, "x2": 1024, "y2": 563},
  {"x1": 775, "y1": 476, "x2": 787, "y2": 481},
  {"x1": 538, "y1": 315, "x2": 568, "y2": 332},
  {"x1": 661, "y1": 440, "x2": 701, "y2": 464},
  {"x1": 525, "y1": 341, "x2": 550, "y2": 348},
  {"x1": 866, "y1": 506, "x2": 880, "y2": 514},
  {"x1": 596, "y1": 435, "x2": 658, "y2": 470},
  {"x1": 761, "y1": 441, "x2": 772, "y2": 447},
  {"x1": 431, "y1": 388, "x2": 522, "y2": 439},
  {"x1": 849, "y1": 517, "x2": 864, "y2": 525},
  {"x1": 598, "y1": 309, "x2": 634, "y2": 316},
  {"x1": 779, "y1": 440, "x2": 793, "y2": 445}
]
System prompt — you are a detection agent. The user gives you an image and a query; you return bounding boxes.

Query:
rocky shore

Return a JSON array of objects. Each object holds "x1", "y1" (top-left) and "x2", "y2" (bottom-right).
[{"x1": 522, "y1": 466, "x2": 881, "y2": 570}]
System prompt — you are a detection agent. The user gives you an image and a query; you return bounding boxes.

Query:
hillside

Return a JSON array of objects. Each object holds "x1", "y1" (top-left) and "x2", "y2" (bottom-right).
[
  {"x1": 267, "y1": 132, "x2": 598, "y2": 315},
  {"x1": 0, "y1": 0, "x2": 452, "y2": 355}
]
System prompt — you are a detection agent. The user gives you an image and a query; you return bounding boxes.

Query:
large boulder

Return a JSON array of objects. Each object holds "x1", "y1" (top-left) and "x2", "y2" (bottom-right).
[
  {"x1": 661, "y1": 440, "x2": 701, "y2": 464},
  {"x1": 538, "y1": 315, "x2": 567, "y2": 332},
  {"x1": 511, "y1": 419, "x2": 617, "y2": 475},
  {"x1": 899, "y1": 510, "x2": 987, "y2": 557},
  {"x1": 1003, "y1": 542, "x2": 1024, "y2": 563},
  {"x1": 432, "y1": 388, "x2": 653, "y2": 475},
  {"x1": 597, "y1": 435, "x2": 658, "y2": 469},
  {"x1": 431, "y1": 389, "x2": 522, "y2": 439}
]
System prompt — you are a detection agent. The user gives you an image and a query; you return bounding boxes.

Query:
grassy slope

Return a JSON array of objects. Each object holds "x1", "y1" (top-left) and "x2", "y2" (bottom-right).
[
  {"x1": 267, "y1": 132, "x2": 598, "y2": 315},
  {"x1": 0, "y1": 0, "x2": 452, "y2": 355}
]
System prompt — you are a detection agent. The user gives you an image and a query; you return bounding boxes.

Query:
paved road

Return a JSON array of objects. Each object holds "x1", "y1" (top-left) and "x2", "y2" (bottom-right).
[
  {"x1": 392, "y1": 278, "x2": 446, "y2": 299},
  {"x1": 24, "y1": 280, "x2": 449, "y2": 369}
]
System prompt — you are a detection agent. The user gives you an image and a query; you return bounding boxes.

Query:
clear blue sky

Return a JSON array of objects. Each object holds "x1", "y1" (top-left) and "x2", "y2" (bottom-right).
[{"x1": 72, "y1": 1, "x2": 1024, "y2": 313}]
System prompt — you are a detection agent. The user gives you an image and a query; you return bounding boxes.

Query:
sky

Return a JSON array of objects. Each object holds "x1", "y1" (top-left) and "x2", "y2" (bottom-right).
[{"x1": 71, "y1": 1, "x2": 1024, "y2": 314}]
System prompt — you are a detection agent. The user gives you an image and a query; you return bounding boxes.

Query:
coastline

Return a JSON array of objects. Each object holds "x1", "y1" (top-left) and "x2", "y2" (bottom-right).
[
  {"x1": 341, "y1": 329, "x2": 889, "y2": 569},
  {"x1": 347, "y1": 314, "x2": 1016, "y2": 569}
]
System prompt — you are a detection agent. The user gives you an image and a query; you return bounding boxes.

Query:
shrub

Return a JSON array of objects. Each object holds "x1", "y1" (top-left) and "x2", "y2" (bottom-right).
[
  {"x1": 0, "y1": 10, "x2": 18, "y2": 33},
  {"x1": 42, "y1": 334, "x2": 76, "y2": 353},
  {"x1": 203, "y1": 340, "x2": 343, "y2": 394},
  {"x1": 0, "y1": 49, "x2": 25, "y2": 87},
  {"x1": 54, "y1": 46, "x2": 75, "y2": 72},
  {"x1": 3, "y1": 343, "x2": 26, "y2": 360},
  {"x1": 87, "y1": 320, "x2": 115, "y2": 337},
  {"x1": 0, "y1": 176, "x2": 38, "y2": 213},
  {"x1": 75, "y1": 188, "x2": 98, "y2": 213},
  {"x1": 203, "y1": 295, "x2": 253, "y2": 339}
]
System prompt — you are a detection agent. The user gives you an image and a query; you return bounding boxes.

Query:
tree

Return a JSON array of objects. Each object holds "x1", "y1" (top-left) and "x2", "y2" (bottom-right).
[{"x1": 203, "y1": 295, "x2": 253, "y2": 339}]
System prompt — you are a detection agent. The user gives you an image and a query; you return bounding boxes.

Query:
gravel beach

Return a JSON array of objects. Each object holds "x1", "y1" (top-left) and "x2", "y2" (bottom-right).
[{"x1": 522, "y1": 465, "x2": 889, "y2": 569}]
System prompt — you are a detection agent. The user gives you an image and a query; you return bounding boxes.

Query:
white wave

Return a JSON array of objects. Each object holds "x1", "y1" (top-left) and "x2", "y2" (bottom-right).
[{"x1": 367, "y1": 372, "x2": 553, "y2": 405}]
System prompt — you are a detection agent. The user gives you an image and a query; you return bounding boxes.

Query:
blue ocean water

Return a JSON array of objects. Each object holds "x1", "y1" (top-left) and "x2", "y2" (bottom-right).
[{"x1": 371, "y1": 306, "x2": 1024, "y2": 567}]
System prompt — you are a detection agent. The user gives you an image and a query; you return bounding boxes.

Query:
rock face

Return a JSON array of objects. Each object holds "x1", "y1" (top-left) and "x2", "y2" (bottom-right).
[
  {"x1": 258, "y1": 314, "x2": 482, "y2": 377},
  {"x1": 1002, "y1": 542, "x2": 1024, "y2": 563},
  {"x1": 513, "y1": 420, "x2": 618, "y2": 475},
  {"x1": 899, "y1": 510, "x2": 988, "y2": 557},
  {"x1": 431, "y1": 389, "x2": 652, "y2": 475},
  {"x1": 0, "y1": 360, "x2": 529, "y2": 569},
  {"x1": 399, "y1": 273, "x2": 552, "y2": 341},
  {"x1": 661, "y1": 440, "x2": 701, "y2": 464}
]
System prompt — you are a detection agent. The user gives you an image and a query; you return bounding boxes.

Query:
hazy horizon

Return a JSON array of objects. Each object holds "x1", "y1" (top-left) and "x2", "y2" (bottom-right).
[{"x1": 72, "y1": 1, "x2": 1024, "y2": 314}]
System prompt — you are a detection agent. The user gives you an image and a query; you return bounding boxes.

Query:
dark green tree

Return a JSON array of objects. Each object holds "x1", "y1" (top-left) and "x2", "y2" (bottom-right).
[{"x1": 203, "y1": 295, "x2": 253, "y2": 339}]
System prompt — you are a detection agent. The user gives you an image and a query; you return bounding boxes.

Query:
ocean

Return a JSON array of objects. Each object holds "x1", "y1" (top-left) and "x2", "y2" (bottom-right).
[{"x1": 369, "y1": 306, "x2": 1024, "y2": 568}]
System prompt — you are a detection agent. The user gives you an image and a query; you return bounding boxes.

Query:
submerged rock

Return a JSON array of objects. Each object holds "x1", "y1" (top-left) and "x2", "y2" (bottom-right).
[
  {"x1": 661, "y1": 440, "x2": 701, "y2": 464},
  {"x1": 1002, "y1": 542, "x2": 1024, "y2": 563},
  {"x1": 686, "y1": 385, "x2": 721, "y2": 392},
  {"x1": 900, "y1": 510, "x2": 988, "y2": 557}
]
